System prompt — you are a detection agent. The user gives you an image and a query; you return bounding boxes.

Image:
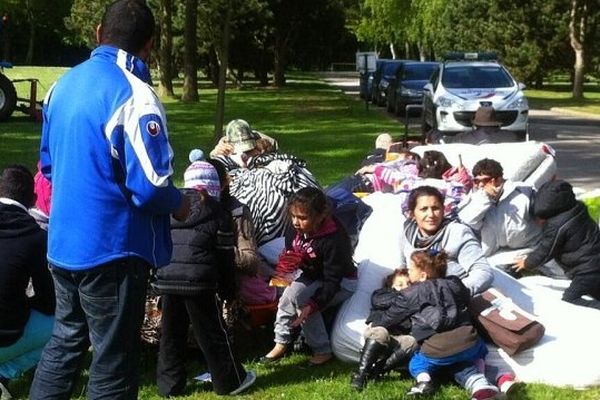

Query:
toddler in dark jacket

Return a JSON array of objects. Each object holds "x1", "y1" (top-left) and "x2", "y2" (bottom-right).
[
  {"x1": 153, "y1": 160, "x2": 255, "y2": 396},
  {"x1": 514, "y1": 179, "x2": 600, "y2": 309},
  {"x1": 356, "y1": 250, "x2": 498, "y2": 399}
]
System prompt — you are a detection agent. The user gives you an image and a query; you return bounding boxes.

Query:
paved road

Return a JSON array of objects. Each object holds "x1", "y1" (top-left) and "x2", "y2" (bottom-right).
[{"x1": 320, "y1": 73, "x2": 600, "y2": 191}]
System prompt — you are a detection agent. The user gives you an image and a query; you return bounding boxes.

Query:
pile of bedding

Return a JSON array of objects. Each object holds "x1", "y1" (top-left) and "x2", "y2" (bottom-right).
[{"x1": 331, "y1": 192, "x2": 600, "y2": 388}]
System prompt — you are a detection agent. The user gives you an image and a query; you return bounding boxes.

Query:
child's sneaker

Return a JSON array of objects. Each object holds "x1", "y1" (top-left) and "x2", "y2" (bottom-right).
[
  {"x1": 406, "y1": 380, "x2": 437, "y2": 396},
  {"x1": 229, "y1": 371, "x2": 256, "y2": 395},
  {"x1": 471, "y1": 388, "x2": 499, "y2": 400},
  {"x1": 497, "y1": 373, "x2": 522, "y2": 397}
]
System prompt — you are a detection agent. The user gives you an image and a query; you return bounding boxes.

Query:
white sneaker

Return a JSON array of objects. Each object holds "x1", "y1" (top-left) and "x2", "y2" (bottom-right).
[
  {"x1": 0, "y1": 381, "x2": 12, "y2": 400},
  {"x1": 229, "y1": 371, "x2": 256, "y2": 395}
]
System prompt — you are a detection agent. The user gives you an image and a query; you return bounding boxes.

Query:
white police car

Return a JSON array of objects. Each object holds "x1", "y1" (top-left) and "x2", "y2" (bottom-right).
[{"x1": 421, "y1": 52, "x2": 528, "y2": 138}]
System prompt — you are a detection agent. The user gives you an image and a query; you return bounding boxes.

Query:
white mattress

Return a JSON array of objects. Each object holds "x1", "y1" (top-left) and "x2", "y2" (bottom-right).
[
  {"x1": 331, "y1": 192, "x2": 600, "y2": 388},
  {"x1": 411, "y1": 141, "x2": 556, "y2": 189}
]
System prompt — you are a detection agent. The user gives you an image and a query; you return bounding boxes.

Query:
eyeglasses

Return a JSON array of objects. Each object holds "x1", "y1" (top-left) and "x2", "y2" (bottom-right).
[{"x1": 473, "y1": 176, "x2": 494, "y2": 186}]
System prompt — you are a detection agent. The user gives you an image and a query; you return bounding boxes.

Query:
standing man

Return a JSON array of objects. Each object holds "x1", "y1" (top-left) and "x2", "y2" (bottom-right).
[{"x1": 30, "y1": 1, "x2": 189, "y2": 399}]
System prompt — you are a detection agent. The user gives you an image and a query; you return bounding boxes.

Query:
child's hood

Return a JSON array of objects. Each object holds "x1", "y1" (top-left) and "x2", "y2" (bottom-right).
[{"x1": 533, "y1": 180, "x2": 577, "y2": 220}]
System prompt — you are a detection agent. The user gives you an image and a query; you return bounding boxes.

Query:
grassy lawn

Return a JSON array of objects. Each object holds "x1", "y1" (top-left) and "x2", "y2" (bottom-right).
[
  {"x1": 526, "y1": 83, "x2": 600, "y2": 115},
  {"x1": 1, "y1": 67, "x2": 600, "y2": 399}
]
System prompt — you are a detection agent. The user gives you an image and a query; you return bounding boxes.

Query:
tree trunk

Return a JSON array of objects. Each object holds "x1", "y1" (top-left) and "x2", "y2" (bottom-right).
[
  {"x1": 273, "y1": 34, "x2": 287, "y2": 87},
  {"x1": 405, "y1": 42, "x2": 410, "y2": 59},
  {"x1": 25, "y1": 5, "x2": 34, "y2": 64},
  {"x1": 214, "y1": 0, "x2": 232, "y2": 142},
  {"x1": 569, "y1": 0, "x2": 587, "y2": 100},
  {"x1": 389, "y1": 43, "x2": 396, "y2": 59},
  {"x1": 158, "y1": 0, "x2": 174, "y2": 97},
  {"x1": 182, "y1": 0, "x2": 199, "y2": 102},
  {"x1": 417, "y1": 41, "x2": 426, "y2": 62}
]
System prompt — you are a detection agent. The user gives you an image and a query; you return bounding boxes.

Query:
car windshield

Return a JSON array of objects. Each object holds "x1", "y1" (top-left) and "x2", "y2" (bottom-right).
[
  {"x1": 442, "y1": 65, "x2": 514, "y2": 89},
  {"x1": 403, "y1": 64, "x2": 437, "y2": 81}
]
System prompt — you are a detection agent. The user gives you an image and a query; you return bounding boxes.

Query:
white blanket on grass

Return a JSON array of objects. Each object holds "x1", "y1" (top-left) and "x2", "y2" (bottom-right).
[{"x1": 331, "y1": 192, "x2": 600, "y2": 388}]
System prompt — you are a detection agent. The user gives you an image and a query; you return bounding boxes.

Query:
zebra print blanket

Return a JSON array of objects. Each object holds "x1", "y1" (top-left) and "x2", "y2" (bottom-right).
[{"x1": 229, "y1": 153, "x2": 320, "y2": 246}]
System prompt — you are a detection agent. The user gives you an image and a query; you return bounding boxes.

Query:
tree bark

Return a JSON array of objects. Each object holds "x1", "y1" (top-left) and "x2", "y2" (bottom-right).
[
  {"x1": 569, "y1": 0, "x2": 587, "y2": 100},
  {"x1": 158, "y1": 0, "x2": 174, "y2": 97},
  {"x1": 417, "y1": 41, "x2": 426, "y2": 62},
  {"x1": 214, "y1": 0, "x2": 232, "y2": 142},
  {"x1": 273, "y1": 33, "x2": 287, "y2": 87},
  {"x1": 389, "y1": 43, "x2": 396, "y2": 59},
  {"x1": 182, "y1": 0, "x2": 199, "y2": 102},
  {"x1": 25, "y1": 4, "x2": 35, "y2": 64}
]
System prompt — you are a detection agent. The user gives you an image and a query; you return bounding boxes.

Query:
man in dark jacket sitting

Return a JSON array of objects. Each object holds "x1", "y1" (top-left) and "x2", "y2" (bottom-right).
[
  {"x1": 514, "y1": 179, "x2": 600, "y2": 309},
  {"x1": 434, "y1": 106, "x2": 522, "y2": 144},
  {"x1": 0, "y1": 165, "x2": 55, "y2": 399}
]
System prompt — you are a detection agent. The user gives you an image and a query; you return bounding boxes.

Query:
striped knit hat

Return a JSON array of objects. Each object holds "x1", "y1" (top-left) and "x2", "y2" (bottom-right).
[{"x1": 183, "y1": 161, "x2": 221, "y2": 200}]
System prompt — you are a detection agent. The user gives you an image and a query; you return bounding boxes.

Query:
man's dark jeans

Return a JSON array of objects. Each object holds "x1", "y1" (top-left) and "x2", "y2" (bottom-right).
[{"x1": 29, "y1": 257, "x2": 149, "y2": 400}]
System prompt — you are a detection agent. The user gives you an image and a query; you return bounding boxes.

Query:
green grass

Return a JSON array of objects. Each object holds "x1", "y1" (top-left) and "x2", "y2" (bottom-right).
[
  {"x1": 525, "y1": 83, "x2": 600, "y2": 115},
  {"x1": 1, "y1": 67, "x2": 600, "y2": 399}
]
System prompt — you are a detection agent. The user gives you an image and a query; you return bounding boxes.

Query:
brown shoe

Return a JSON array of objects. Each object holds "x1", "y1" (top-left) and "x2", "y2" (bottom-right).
[{"x1": 308, "y1": 352, "x2": 333, "y2": 366}]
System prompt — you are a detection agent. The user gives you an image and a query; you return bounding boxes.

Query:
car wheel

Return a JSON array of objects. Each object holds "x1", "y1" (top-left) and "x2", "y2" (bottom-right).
[
  {"x1": 387, "y1": 97, "x2": 394, "y2": 113},
  {"x1": 514, "y1": 130, "x2": 527, "y2": 141},
  {"x1": 421, "y1": 108, "x2": 432, "y2": 134},
  {"x1": 396, "y1": 101, "x2": 405, "y2": 117},
  {"x1": 0, "y1": 74, "x2": 17, "y2": 121}
]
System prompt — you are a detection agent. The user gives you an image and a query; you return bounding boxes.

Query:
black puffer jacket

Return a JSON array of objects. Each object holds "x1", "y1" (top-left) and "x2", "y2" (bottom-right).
[
  {"x1": 366, "y1": 276, "x2": 472, "y2": 342},
  {"x1": 153, "y1": 190, "x2": 235, "y2": 299},
  {"x1": 366, "y1": 287, "x2": 411, "y2": 335},
  {"x1": 0, "y1": 203, "x2": 54, "y2": 346},
  {"x1": 526, "y1": 180, "x2": 600, "y2": 278}
]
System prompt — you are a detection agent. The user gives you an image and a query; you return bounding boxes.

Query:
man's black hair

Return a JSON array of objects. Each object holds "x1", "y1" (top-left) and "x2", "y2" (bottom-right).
[
  {"x1": 0, "y1": 164, "x2": 35, "y2": 207},
  {"x1": 100, "y1": 0, "x2": 155, "y2": 55},
  {"x1": 472, "y1": 158, "x2": 503, "y2": 179}
]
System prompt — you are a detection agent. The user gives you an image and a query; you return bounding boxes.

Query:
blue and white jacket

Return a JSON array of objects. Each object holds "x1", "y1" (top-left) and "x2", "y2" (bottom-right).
[{"x1": 40, "y1": 45, "x2": 182, "y2": 270}]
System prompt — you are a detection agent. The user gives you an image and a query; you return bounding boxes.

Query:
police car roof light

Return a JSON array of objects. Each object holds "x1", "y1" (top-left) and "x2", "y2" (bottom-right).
[{"x1": 443, "y1": 51, "x2": 498, "y2": 62}]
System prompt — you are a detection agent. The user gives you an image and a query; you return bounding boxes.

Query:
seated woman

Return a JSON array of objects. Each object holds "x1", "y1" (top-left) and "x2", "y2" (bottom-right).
[
  {"x1": 261, "y1": 187, "x2": 357, "y2": 366},
  {"x1": 400, "y1": 185, "x2": 493, "y2": 296}
]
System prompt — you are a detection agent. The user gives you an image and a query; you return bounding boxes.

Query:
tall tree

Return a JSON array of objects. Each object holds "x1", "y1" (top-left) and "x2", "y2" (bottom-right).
[
  {"x1": 214, "y1": 0, "x2": 231, "y2": 141},
  {"x1": 157, "y1": 0, "x2": 175, "y2": 97},
  {"x1": 569, "y1": 0, "x2": 597, "y2": 99},
  {"x1": 182, "y1": 0, "x2": 199, "y2": 102}
]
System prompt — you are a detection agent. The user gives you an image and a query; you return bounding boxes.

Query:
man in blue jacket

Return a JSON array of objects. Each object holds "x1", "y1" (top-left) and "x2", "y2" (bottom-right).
[{"x1": 29, "y1": 1, "x2": 189, "y2": 399}]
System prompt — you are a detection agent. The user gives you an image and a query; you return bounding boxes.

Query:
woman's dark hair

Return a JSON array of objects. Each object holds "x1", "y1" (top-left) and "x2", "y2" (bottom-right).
[
  {"x1": 407, "y1": 186, "x2": 445, "y2": 213},
  {"x1": 410, "y1": 250, "x2": 448, "y2": 279},
  {"x1": 419, "y1": 150, "x2": 451, "y2": 179},
  {"x1": 100, "y1": 0, "x2": 155, "y2": 55},
  {"x1": 288, "y1": 187, "x2": 329, "y2": 218},
  {"x1": 472, "y1": 158, "x2": 503, "y2": 179},
  {"x1": 383, "y1": 269, "x2": 408, "y2": 288},
  {"x1": 0, "y1": 164, "x2": 35, "y2": 207}
]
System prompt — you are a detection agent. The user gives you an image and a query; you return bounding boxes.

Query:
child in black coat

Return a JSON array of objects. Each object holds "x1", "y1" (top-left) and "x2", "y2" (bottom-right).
[
  {"x1": 514, "y1": 179, "x2": 600, "y2": 309},
  {"x1": 153, "y1": 160, "x2": 255, "y2": 396}
]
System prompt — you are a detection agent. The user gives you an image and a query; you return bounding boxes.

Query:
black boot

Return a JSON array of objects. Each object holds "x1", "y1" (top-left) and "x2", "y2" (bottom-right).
[
  {"x1": 350, "y1": 339, "x2": 388, "y2": 391},
  {"x1": 380, "y1": 345, "x2": 411, "y2": 375}
]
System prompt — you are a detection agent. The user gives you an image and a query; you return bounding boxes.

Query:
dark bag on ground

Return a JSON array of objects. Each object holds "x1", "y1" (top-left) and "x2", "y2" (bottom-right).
[{"x1": 468, "y1": 288, "x2": 545, "y2": 356}]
